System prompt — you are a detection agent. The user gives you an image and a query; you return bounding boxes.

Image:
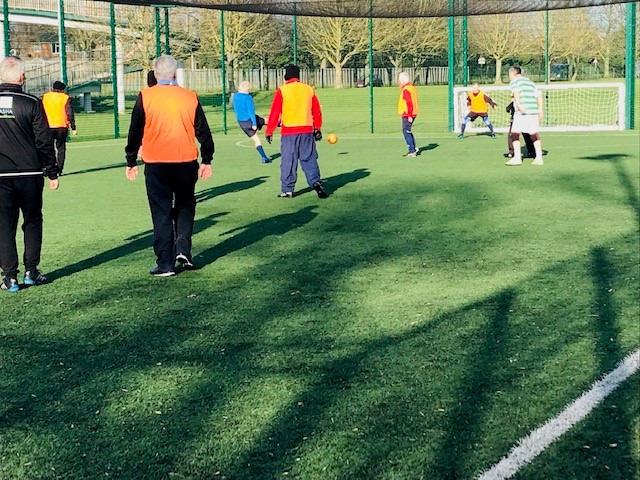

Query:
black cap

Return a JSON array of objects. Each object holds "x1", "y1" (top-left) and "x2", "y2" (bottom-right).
[
  {"x1": 147, "y1": 70, "x2": 157, "y2": 87},
  {"x1": 284, "y1": 64, "x2": 300, "y2": 80},
  {"x1": 52, "y1": 81, "x2": 66, "y2": 91}
]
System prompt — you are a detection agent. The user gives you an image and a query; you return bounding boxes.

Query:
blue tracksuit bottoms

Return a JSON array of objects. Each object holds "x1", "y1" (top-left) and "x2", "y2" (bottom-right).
[{"x1": 280, "y1": 133, "x2": 321, "y2": 193}]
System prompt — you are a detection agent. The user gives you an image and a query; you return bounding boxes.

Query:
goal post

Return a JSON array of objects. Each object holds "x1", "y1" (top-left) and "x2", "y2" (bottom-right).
[{"x1": 453, "y1": 82, "x2": 626, "y2": 133}]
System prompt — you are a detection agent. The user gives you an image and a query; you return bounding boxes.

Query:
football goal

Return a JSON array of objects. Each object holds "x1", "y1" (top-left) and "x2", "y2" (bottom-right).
[{"x1": 453, "y1": 82, "x2": 626, "y2": 133}]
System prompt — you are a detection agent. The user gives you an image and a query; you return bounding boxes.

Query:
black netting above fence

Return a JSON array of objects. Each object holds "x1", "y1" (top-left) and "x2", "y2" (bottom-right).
[{"x1": 100, "y1": 0, "x2": 635, "y2": 18}]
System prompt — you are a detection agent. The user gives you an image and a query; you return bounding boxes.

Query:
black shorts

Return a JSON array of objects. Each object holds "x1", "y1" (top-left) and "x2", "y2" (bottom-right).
[
  {"x1": 238, "y1": 120, "x2": 257, "y2": 137},
  {"x1": 466, "y1": 112, "x2": 488, "y2": 122},
  {"x1": 238, "y1": 114, "x2": 266, "y2": 137}
]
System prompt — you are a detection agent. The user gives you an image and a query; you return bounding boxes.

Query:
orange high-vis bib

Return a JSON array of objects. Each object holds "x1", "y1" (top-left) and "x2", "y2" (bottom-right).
[
  {"x1": 140, "y1": 85, "x2": 199, "y2": 163},
  {"x1": 280, "y1": 82, "x2": 314, "y2": 127},
  {"x1": 42, "y1": 91, "x2": 70, "y2": 128},
  {"x1": 469, "y1": 91, "x2": 489, "y2": 114},
  {"x1": 397, "y1": 84, "x2": 419, "y2": 116}
]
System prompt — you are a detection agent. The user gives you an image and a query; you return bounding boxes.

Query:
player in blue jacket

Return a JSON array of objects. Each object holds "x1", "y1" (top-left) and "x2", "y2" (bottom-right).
[{"x1": 232, "y1": 81, "x2": 271, "y2": 163}]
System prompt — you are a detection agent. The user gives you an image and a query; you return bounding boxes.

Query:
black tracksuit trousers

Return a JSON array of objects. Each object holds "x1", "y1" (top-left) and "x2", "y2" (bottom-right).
[
  {"x1": 144, "y1": 161, "x2": 199, "y2": 271},
  {"x1": 0, "y1": 176, "x2": 45, "y2": 278}
]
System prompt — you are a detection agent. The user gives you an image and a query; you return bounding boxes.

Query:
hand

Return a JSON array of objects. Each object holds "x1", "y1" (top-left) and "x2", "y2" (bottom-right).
[
  {"x1": 538, "y1": 111, "x2": 544, "y2": 121},
  {"x1": 199, "y1": 163, "x2": 212, "y2": 180},
  {"x1": 251, "y1": 125, "x2": 257, "y2": 131},
  {"x1": 48, "y1": 178, "x2": 59, "y2": 190},
  {"x1": 71, "y1": 130, "x2": 78, "y2": 136},
  {"x1": 265, "y1": 135, "x2": 272, "y2": 144},
  {"x1": 407, "y1": 117, "x2": 414, "y2": 124},
  {"x1": 313, "y1": 129, "x2": 322, "y2": 141},
  {"x1": 126, "y1": 166, "x2": 138, "y2": 181}
]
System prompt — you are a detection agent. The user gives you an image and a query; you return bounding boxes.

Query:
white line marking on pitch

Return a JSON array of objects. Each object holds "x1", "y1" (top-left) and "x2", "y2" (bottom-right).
[{"x1": 477, "y1": 348, "x2": 640, "y2": 480}]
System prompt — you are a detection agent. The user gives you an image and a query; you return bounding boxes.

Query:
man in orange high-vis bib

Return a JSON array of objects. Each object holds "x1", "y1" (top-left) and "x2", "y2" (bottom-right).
[
  {"x1": 397, "y1": 72, "x2": 419, "y2": 157},
  {"x1": 457, "y1": 83, "x2": 497, "y2": 139},
  {"x1": 265, "y1": 64, "x2": 327, "y2": 199},
  {"x1": 125, "y1": 55, "x2": 215, "y2": 277},
  {"x1": 42, "y1": 81, "x2": 76, "y2": 174}
]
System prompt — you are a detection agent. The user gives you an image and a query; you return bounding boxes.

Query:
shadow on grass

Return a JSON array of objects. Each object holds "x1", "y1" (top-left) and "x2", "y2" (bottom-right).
[
  {"x1": 295, "y1": 168, "x2": 370, "y2": 197},
  {"x1": 194, "y1": 206, "x2": 318, "y2": 268},
  {"x1": 195, "y1": 177, "x2": 268, "y2": 203},
  {"x1": 580, "y1": 153, "x2": 639, "y2": 223},
  {"x1": 64, "y1": 163, "x2": 123, "y2": 177},
  {"x1": 46, "y1": 212, "x2": 228, "y2": 282},
  {"x1": 418, "y1": 143, "x2": 439, "y2": 154},
  {"x1": 2, "y1": 176, "x2": 638, "y2": 479}
]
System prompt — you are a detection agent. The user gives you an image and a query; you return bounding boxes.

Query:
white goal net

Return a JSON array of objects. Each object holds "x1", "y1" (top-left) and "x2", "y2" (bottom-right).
[{"x1": 453, "y1": 82, "x2": 625, "y2": 133}]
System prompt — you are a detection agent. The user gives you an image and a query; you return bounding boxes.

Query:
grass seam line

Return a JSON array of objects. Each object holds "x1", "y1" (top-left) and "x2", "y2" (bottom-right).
[{"x1": 477, "y1": 347, "x2": 640, "y2": 480}]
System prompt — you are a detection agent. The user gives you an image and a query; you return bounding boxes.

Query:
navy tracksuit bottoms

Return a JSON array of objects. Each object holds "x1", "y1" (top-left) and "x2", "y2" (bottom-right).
[{"x1": 280, "y1": 133, "x2": 321, "y2": 193}]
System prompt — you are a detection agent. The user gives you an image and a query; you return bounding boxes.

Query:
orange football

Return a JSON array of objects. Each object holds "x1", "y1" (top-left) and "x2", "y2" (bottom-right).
[{"x1": 327, "y1": 133, "x2": 338, "y2": 144}]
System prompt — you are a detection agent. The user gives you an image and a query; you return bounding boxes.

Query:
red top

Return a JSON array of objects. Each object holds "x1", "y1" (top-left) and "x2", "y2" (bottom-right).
[{"x1": 266, "y1": 78, "x2": 322, "y2": 136}]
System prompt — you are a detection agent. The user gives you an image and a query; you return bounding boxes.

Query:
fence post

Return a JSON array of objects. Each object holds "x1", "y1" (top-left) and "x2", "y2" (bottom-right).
[
  {"x1": 447, "y1": 0, "x2": 455, "y2": 131},
  {"x1": 110, "y1": 2, "x2": 119, "y2": 138},
  {"x1": 154, "y1": 7, "x2": 161, "y2": 58},
  {"x1": 164, "y1": 7, "x2": 170, "y2": 55},
  {"x1": 368, "y1": 0, "x2": 374, "y2": 134},
  {"x1": 220, "y1": 10, "x2": 227, "y2": 134},
  {"x1": 58, "y1": 0, "x2": 68, "y2": 86},
  {"x1": 2, "y1": 0, "x2": 9, "y2": 57}
]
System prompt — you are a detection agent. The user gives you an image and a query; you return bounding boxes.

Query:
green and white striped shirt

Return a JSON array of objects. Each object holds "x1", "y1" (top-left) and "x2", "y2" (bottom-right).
[{"x1": 510, "y1": 76, "x2": 539, "y2": 115}]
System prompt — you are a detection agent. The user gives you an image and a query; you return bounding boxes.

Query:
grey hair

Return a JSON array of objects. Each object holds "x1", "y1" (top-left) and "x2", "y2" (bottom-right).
[
  {"x1": 238, "y1": 80, "x2": 250, "y2": 92},
  {"x1": 154, "y1": 55, "x2": 178, "y2": 81},
  {"x1": 398, "y1": 72, "x2": 410, "y2": 85},
  {"x1": 0, "y1": 56, "x2": 26, "y2": 83}
]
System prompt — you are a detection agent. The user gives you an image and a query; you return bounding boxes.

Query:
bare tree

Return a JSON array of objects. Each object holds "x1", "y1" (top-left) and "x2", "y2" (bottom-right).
[
  {"x1": 469, "y1": 13, "x2": 531, "y2": 84},
  {"x1": 532, "y1": 9, "x2": 595, "y2": 81},
  {"x1": 197, "y1": 11, "x2": 274, "y2": 91},
  {"x1": 374, "y1": 18, "x2": 447, "y2": 69},
  {"x1": 590, "y1": 5, "x2": 625, "y2": 78},
  {"x1": 299, "y1": 17, "x2": 368, "y2": 89}
]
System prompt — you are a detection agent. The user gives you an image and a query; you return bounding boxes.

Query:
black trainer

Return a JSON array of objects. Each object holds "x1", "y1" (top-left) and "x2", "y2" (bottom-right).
[
  {"x1": 23, "y1": 270, "x2": 47, "y2": 286},
  {"x1": 1, "y1": 277, "x2": 19, "y2": 293},
  {"x1": 312, "y1": 181, "x2": 328, "y2": 199},
  {"x1": 176, "y1": 253, "x2": 197, "y2": 270},
  {"x1": 149, "y1": 266, "x2": 176, "y2": 277}
]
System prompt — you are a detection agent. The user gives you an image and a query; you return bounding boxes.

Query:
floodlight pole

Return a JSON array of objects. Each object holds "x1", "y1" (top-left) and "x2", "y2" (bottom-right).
[
  {"x1": 164, "y1": 7, "x2": 170, "y2": 55},
  {"x1": 110, "y1": 3, "x2": 120, "y2": 138},
  {"x1": 221, "y1": 10, "x2": 227, "y2": 134},
  {"x1": 462, "y1": 0, "x2": 468, "y2": 86},
  {"x1": 544, "y1": 10, "x2": 549, "y2": 84},
  {"x1": 2, "y1": 0, "x2": 9, "y2": 57},
  {"x1": 447, "y1": 0, "x2": 455, "y2": 131},
  {"x1": 58, "y1": 0, "x2": 68, "y2": 86},
  {"x1": 368, "y1": 0, "x2": 374, "y2": 134},
  {"x1": 625, "y1": 1, "x2": 636, "y2": 129},
  {"x1": 154, "y1": 7, "x2": 161, "y2": 58}
]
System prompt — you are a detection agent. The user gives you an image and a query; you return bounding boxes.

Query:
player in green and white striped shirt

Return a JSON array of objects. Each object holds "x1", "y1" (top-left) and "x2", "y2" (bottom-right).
[{"x1": 505, "y1": 66, "x2": 544, "y2": 166}]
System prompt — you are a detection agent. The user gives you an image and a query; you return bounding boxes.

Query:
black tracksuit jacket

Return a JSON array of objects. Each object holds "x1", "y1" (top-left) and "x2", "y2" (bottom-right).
[{"x1": 0, "y1": 83, "x2": 58, "y2": 179}]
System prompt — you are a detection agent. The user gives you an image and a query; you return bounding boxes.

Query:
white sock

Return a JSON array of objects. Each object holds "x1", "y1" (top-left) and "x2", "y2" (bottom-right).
[
  {"x1": 534, "y1": 140, "x2": 542, "y2": 161},
  {"x1": 512, "y1": 141, "x2": 522, "y2": 162}
]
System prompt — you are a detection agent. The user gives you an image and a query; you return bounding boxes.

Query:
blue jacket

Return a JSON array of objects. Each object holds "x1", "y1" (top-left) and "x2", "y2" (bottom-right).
[{"x1": 232, "y1": 92, "x2": 257, "y2": 126}]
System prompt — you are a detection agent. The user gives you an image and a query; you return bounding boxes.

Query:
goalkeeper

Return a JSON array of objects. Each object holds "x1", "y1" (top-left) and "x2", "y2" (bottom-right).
[
  {"x1": 504, "y1": 99, "x2": 535, "y2": 159},
  {"x1": 457, "y1": 83, "x2": 497, "y2": 139}
]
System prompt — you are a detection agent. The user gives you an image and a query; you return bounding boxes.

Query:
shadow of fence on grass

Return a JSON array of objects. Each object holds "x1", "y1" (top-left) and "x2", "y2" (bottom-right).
[
  {"x1": 3, "y1": 176, "x2": 639, "y2": 479},
  {"x1": 46, "y1": 212, "x2": 227, "y2": 281},
  {"x1": 195, "y1": 176, "x2": 269, "y2": 203}
]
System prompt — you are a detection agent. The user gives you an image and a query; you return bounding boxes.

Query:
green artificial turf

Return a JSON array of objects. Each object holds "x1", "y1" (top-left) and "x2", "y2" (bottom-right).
[{"x1": 0, "y1": 92, "x2": 638, "y2": 479}]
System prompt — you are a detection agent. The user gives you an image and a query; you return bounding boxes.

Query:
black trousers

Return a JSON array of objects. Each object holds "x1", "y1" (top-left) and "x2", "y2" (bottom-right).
[
  {"x1": 0, "y1": 176, "x2": 45, "y2": 278},
  {"x1": 51, "y1": 128, "x2": 68, "y2": 171},
  {"x1": 144, "y1": 161, "x2": 199, "y2": 271},
  {"x1": 507, "y1": 118, "x2": 535, "y2": 156}
]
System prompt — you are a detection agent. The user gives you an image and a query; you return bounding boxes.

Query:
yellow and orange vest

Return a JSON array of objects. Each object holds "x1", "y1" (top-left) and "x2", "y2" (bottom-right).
[
  {"x1": 140, "y1": 85, "x2": 199, "y2": 163},
  {"x1": 42, "y1": 91, "x2": 70, "y2": 128}
]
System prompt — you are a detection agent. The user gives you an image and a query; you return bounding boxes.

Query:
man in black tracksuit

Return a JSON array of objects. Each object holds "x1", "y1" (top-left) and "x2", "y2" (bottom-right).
[{"x1": 0, "y1": 56, "x2": 60, "y2": 292}]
